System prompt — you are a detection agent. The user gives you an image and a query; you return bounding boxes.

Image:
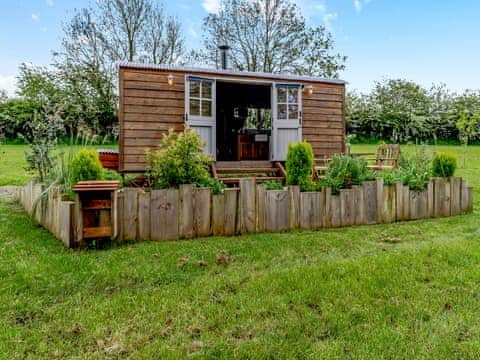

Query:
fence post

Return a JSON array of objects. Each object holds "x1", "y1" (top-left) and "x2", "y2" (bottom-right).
[{"x1": 240, "y1": 178, "x2": 256, "y2": 233}]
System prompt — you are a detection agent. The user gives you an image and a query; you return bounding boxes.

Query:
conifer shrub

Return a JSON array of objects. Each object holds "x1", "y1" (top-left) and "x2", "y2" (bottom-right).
[
  {"x1": 285, "y1": 141, "x2": 314, "y2": 191},
  {"x1": 432, "y1": 152, "x2": 457, "y2": 178},
  {"x1": 71, "y1": 148, "x2": 104, "y2": 185}
]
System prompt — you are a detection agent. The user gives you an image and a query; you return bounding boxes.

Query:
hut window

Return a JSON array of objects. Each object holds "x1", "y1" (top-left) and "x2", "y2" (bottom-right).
[
  {"x1": 189, "y1": 79, "x2": 212, "y2": 117},
  {"x1": 276, "y1": 85, "x2": 299, "y2": 121}
]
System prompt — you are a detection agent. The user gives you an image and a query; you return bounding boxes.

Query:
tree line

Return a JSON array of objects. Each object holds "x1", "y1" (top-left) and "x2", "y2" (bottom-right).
[
  {"x1": 346, "y1": 79, "x2": 480, "y2": 143},
  {"x1": 0, "y1": 0, "x2": 345, "y2": 141}
]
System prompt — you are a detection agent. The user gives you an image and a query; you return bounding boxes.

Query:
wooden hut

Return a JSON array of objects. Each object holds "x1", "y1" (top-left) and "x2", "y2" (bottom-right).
[{"x1": 118, "y1": 62, "x2": 346, "y2": 180}]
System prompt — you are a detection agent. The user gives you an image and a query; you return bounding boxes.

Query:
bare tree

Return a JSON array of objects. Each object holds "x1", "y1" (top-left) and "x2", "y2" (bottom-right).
[{"x1": 195, "y1": 0, "x2": 346, "y2": 78}]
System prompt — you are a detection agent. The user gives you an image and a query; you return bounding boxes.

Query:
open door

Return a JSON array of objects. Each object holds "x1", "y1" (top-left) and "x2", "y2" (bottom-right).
[
  {"x1": 271, "y1": 83, "x2": 302, "y2": 161},
  {"x1": 185, "y1": 75, "x2": 216, "y2": 158}
]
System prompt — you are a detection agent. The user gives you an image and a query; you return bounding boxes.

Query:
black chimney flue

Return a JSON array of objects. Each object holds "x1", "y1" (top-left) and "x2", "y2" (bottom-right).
[{"x1": 218, "y1": 45, "x2": 230, "y2": 70}]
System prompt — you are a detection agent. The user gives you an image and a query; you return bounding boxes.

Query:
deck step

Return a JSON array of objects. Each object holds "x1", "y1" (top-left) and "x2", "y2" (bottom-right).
[
  {"x1": 220, "y1": 176, "x2": 285, "y2": 184},
  {"x1": 216, "y1": 167, "x2": 279, "y2": 174}
]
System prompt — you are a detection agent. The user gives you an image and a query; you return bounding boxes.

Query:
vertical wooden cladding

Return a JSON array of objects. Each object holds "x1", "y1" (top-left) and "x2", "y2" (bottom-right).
[{"x1": 119, "y1": 65, "x2": 346, "y2": 172}]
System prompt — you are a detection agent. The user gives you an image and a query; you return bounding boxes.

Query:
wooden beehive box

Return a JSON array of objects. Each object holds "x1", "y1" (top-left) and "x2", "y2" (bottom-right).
[{"x1": 73, "y1": 180, "x2": 120, "y2": 246}]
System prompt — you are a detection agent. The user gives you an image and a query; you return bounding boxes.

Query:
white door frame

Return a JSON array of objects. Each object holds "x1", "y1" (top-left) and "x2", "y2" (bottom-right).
[
  {"x1": 185, "y1": 75, "x2": 217, "y2": 159},
  {"x1": 271, "y1": 82, "x2": 302, "y2": 161}
]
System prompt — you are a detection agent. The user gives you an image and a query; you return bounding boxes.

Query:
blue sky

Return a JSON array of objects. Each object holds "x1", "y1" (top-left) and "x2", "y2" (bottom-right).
[{"x1": 1, "y1": 0, "x2": 479, "y2": 95}]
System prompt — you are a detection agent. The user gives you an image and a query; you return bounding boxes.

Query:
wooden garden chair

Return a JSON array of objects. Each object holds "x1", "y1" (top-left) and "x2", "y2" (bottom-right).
[{"x1": 367, "y1": 144, "x2": 401, "y2": 171}]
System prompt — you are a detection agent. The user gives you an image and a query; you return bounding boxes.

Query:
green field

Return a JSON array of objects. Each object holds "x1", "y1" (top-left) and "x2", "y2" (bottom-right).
[
  {"x1": 0, "y1": 144, "x2": 118, "y2": 186},
  {"x1": 1, "y1": 144, "x2": 480, "y2": 358}
]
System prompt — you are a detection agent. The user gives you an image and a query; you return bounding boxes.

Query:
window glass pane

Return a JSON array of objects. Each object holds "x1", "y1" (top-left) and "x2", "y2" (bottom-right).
[
  {"x1": 277, "y1": 87, "x2": 287, "y2": 103},
  {"x1": 190, "y1": 99, "x2": 200, "y2": 116},
  {"x1": 201, "y1": 100, "x2": 212, "y2": 116},
  {"x1": 202, "y1": 82, "x2": 212, "y2": 99},
  {"x1": 288, "y1": 88, "x2": 298, "y2": 103},
  {"x1": 278, "y1": 104, "x2": 287, "y2": 120},
  {"x1": 288, "y1": 105, "x2": 298, "y2": 120},
  {"x1": 189, "y1": 80, "x2": 200, "y2": 98}
]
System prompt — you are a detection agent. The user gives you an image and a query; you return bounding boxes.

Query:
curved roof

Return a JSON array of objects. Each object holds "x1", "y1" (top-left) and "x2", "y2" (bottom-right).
[{"x1": 119, "y1": 61, "x2": 346, "y2": 85}]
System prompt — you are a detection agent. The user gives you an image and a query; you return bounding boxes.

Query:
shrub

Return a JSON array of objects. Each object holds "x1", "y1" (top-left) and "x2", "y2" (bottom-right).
[
  {"x1": 146, "y1": 129, "x2": 218, "y2": 190},
  {"x1": 196, "y1": 176, "x2": 226, "y2": 195},
  {"x1": 398, "y1": 146, "x2": 432, "y2": 191},
  {"x1": 261, "y1": 181, "x2": 284, "y2": 190},
  {"x1": 324, "y1": 155, "x2": 374, "y2": 194},
  {"x1": 285, "y1": 141, "x2": 314, "y2": 191},
  {"x1": 71, "y1": 149, "x2": 104, "y2": 185},
  {"x1": 432, "y1": 152, "x2": 457, "y2": 178},
  {"x1": 103, "y1": 168, "x2": 123, "y2": 186},
  {"x1": 380, "y1": 168, "x2": 402, "y2": 186}
]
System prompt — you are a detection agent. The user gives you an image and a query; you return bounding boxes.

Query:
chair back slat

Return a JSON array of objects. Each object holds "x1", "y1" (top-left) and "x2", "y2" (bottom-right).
[{"x1": 376, "y1": 144, "x2": 401, "y2": 167}]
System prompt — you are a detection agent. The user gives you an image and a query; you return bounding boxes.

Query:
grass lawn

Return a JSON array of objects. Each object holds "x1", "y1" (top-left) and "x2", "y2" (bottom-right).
[
  {"x1": 0, "y1": 144, "x2": 118, "y2": 186},
  {"x1": 1, "y1": 144, "x2": 480, "y2": 358}
]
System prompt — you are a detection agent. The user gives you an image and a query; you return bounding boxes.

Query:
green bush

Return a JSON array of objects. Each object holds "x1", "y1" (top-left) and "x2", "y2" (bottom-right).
[
  {"x1": 324, "y1": 155, "x2": 374, "y2": 194},
  {"x1": 432, "y1": 152, "x2": 457, "y2": 178},
  {"x1": 398, "y1": 146, "x2": 432, "y2": 191},
  {"x1": 261, "y1": 181, "x2": 284, "y2": 190},
  {"x1": 71, "y1": 148, "x2": 104, "y2": 185},
  {"x1": 285, "y1": 141, "x2": 314, "y2": 191},
  {"x1": 146, "y1": 129, "x2": 223, "y2": 192}
]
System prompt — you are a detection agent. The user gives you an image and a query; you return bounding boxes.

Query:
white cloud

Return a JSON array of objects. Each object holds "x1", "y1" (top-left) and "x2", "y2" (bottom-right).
[
  {"x1": 202, "y1": 0, "x2": 220, "y2": 14},
  {"x1": 322, "y1": 12, "x2": 338, "y2": 30},
  {"x1": 0, "y1": 74, "x2": 17, "y2": 96},
  {"x1": 31, "y1": 13, "x2": 39, "y2": 22},
  {"x1": 46, "y1": 0, "x2": 54, "y2": 7},
  {"x1": 354, "y1": 0, "x2": 362, "y2": 12},
  {"x1": 188, "y1": 25, "x2": 199, "y2": 39}
]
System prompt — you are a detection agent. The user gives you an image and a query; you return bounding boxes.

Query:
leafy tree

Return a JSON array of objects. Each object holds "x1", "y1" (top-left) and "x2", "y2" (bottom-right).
[
  {"x1": 20, "y1": 106, "x2": 65, "y2": 182},
  {"x1": 51, "y1": 0, "x2": 185, "y2": 136},
  {"x1": 456, "y1": 110, "x2": 480, "y2": 167},
  {"x1": 196, "y1": 0, "x2": 346, "y2": 77}
]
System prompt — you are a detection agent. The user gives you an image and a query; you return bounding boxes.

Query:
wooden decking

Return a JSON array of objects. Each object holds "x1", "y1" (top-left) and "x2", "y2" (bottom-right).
[{"x1": 212, "y1": 161, "x2": 286, "y2": 185}]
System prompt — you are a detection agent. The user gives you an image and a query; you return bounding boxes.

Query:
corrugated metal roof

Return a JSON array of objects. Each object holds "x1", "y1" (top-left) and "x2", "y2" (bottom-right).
[{"x1": 118, "y1": 61, "x2": 346, "y2": 85}]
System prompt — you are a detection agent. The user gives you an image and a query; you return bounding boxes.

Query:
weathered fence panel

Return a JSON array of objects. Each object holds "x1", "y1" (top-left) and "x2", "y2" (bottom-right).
[
  {"x1": 212, "y1": 194, "x2": 225, "y2": 236},
  {"x1": 224, "y1": 188, "x2": 239, "y2": 236},
  {"x1": 123, "y1": 188, "x2": 138, "y2": 241},
  {"x1": 363, "y1": 181, "x2": 378, "y2": 225},
  {"x1": 240, "y1": 178, "x2": 256, "y2": 233},
  {"x1": 179, "y1": 185, "x2": 194, "y2": 239},
  {"x1": 138, "y1": 191, "x2": 151, "y2": 240},
  {"x1": 194, "y1": 188, "x2": 211, "y2": 237},
  {"x1": 266, "y1": 190, "x2": 291, "y2": 232},
  {"x1": 257, "y1": 185, "x2": 267, "y2": 233},
  {"x1": 19, "y1": 176, "x2": 474, "y2": 247},
  {"x1": 300, "y1": 191, "x2": 324, "y2": 229},
  {"x1": 340, "y1": 188, "x2": 355, "y2": 226}
]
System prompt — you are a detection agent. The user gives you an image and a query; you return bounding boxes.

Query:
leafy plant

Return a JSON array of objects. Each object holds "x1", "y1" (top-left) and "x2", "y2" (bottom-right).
[
  {"x1": 71, "y1": 148, "x2": 104, "y2": 185},
  {"x1": 20, "y1": 106, "x2": 65, "y2": 182},
  {"x1": 380, "y1": 168, "x2": 401, "y2": 186},
  {"x1": 456, "y1": 111, "x2": 480, "y2": 167},
  {"x1": 261, "y1": 181, "x2": 284, "y2": 191},
  {"x1": 285, "y1": 141, "x2": 314, "y2": 191},
  {"x1": 398, "y1": 146, "x2": 432, "y2": 191},
  {"x1": 432, "y1": 152, "x2": 457, "y2": 178},
  {"x1": 196, "y1": 176, "x2": 226, "y2": 195},
  {"x1": 146, "y1": 129, "x2": 216, "y2": 190},
  {"x1": 324, "y1": 155, "x2": 374, "y2": 194}
]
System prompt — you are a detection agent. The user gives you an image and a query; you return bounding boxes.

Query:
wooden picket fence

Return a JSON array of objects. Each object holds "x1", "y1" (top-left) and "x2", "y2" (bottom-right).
[
  {"x1": 19, "y1": 182, "x2": 75, "y2": 247},
  {"x1": 115, "y1": 177, "x2": 474, "y2": 242},
  {"x1": 19, "y1": 177, "x2": 474, "y2": 247}
]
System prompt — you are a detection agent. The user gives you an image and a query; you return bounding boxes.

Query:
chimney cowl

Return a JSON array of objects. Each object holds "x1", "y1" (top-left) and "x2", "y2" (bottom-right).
[{"x1": 218, "y1": 44, "x2": 230, "y2": 70}]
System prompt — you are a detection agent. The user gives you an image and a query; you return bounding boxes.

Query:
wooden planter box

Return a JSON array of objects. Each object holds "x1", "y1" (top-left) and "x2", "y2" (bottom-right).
[{"x1": 97, "y1": 149, "x2": 119, "y2": 171}]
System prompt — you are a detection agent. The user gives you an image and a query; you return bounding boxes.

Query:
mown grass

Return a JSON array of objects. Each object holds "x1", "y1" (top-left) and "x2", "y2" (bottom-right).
[
  {"x1": 0, "y1": 144, "x2": 479, "y2": 358},
  {"x1": 0, "y1": 144, "x2": 117, "y2": 186}
]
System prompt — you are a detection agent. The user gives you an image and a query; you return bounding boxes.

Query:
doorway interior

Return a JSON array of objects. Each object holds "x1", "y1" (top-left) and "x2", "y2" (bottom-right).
[{"x1": 215, "y1": 81, "x2": 272, "y2": 161}]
